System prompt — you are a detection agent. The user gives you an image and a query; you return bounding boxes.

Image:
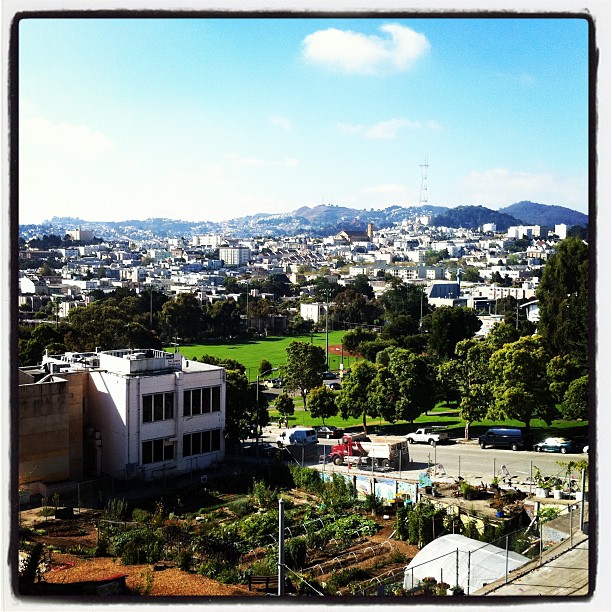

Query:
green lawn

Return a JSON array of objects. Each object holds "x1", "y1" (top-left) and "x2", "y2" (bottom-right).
[
  {"x1": 171, "y1": 336, "x2": 588, "y2": 443},
  {"x1": 172, "y1": 331, "x2": 353, "y2": 381},
  {"x1": 268, "y1": 401, "x2": 589, "y2": 442}
]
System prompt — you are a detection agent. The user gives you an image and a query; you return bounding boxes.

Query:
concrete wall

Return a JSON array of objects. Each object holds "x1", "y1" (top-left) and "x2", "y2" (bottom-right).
[{"x1": 19, "y1": 379, "x2": 70, "y2": 483}]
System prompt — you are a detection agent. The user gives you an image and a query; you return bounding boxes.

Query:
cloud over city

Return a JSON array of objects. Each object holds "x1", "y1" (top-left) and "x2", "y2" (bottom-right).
[{"x1": 302, "y1": 23, "x2": 430, "y2": 75}]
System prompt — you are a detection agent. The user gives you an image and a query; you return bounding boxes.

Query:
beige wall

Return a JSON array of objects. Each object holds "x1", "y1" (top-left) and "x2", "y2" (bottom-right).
[{"x1": 19, "y1": 371, "x2": 87, "y2": 485}]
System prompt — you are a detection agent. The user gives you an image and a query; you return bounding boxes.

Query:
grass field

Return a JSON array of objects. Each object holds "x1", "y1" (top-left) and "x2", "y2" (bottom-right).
[
  {"x1": 269, "y1": 402, "x2": 589, "y2": 442},
  {"x1": 171, "y1": 334, "x2": 588, "y2": 443},
  {"x1": 173, "y1": 330, "x2": 353, "y2": 381}
]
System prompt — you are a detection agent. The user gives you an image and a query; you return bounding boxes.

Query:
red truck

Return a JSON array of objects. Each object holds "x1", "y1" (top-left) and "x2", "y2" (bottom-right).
[{"x1": 328, "y1": 434, "x2": 409, "y2": 470}]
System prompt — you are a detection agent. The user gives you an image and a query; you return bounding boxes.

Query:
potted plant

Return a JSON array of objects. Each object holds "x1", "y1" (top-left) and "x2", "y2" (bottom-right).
[
  {"x1": 533, "y1": 466, "x2": 550, "y2": 498},
  {"x1": 461, "y1": 481, "x2": 477, "y2": 500}
]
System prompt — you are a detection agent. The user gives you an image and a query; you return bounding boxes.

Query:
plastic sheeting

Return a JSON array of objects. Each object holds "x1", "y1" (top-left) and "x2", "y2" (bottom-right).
[{"x1": 403, "y1": 533, "x2": 530, "y2": 593}]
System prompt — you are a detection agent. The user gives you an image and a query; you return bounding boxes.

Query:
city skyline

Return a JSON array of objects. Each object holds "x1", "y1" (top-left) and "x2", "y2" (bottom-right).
[{"x1": 18, "y1": 14, "x2": 590, "y2": 225}]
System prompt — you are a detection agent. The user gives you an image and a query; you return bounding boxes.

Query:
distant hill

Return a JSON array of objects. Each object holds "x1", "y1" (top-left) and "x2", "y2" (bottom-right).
[
  {"x1": 25, "y1": 201, "x2": 586, "y2": 239},
  {"x1": 431, "y1": 206, "x2": 521, "y2": 231},
  {"x1": 499, "y1": 201, "x2": 588, "y2": 228}
]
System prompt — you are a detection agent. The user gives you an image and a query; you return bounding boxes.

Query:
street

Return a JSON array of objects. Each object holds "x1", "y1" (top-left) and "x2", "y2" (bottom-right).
[{"x1": 260, "y1": 426, "x2": 587, "y2": 485}]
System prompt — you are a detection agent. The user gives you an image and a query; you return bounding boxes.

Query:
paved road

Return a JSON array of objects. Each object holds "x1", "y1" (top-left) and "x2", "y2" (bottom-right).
[{"x1": 260, "y1": 426, "x2": 587, "y2": 485}]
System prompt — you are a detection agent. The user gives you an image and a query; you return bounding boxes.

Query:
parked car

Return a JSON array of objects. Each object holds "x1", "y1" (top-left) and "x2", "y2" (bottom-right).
[
  {"x1": 533, "y1": 437, "x2": 580, "y2": 454},
  {"x1": 478, "y1": 427, "x2": 529, "y2": 451},
  {"x1": 324, "y1": 381, "x2": 341, "y2": 390},
  {"x1": 314, "y1": 425, "x2": 343, "y2": 439},
  {"x1": 321, "y1": 371, "x2": 337, "y2": 380},
  {"x1": 263, "y1": 377, "x2": 283, "y2": 389},
  {"x1": 242, "y1": 442, "x2": 280, "y2": 458}
]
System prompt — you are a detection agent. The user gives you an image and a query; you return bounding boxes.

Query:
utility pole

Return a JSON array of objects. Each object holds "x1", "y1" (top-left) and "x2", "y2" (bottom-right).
[
  {"x1": 325, "y1": 290, "x2": 329, "y2": 370},
  {"x1": 278, "y1": 498, "x2": 285, "y2": 596}
]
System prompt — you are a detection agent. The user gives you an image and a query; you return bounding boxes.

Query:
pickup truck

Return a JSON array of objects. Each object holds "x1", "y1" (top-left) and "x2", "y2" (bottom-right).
[{"x1": 406, "y1": 427, "x2": 449, "y2": 446}]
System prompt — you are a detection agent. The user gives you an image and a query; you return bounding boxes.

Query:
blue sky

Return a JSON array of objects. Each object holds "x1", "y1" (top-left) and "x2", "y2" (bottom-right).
[{"x1": 18, "y1": 16, "x2": 589, "y2": 224}]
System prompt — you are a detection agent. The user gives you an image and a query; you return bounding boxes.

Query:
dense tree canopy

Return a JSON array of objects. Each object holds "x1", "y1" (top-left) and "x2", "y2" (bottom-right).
[
  {"x1": 283, "y1": 341, "x2": 327, "y2": 410},
  {"x1": 536, "y1": 237, "x2": 589, "y2": 369},
  {"x1": 488, "y1": 335, "x2": 557, "y2": 432},
  {"x1": 421, "y1": 306, "x2": 482, "y2": 359},
  {"x1": 371, "y1": 348, "x2": 436, "y2": 423},
  {"x1": 307, "y1": 386, "x2": 338, "y2": 425},
  {"x1": 335, "y1": 360, "x2": 379, "y2": 433}
]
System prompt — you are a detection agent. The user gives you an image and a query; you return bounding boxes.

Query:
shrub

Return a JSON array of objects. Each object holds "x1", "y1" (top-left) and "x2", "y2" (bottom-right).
[
  {"x1": 228, "y1": 498, "x2": 255, "y2": 518},
  {"x1": 251, "y1": 480, "x2": 278, "y2": 510},
  {"x1": 285, "y1": 536, "x2": 307, "y2": 570},
  {"x1": 111, "y1": 528, "x2": 163, "y2": 565},
  {"x1": 131, "y1": 508, "x2": 151, "y2": 524}
]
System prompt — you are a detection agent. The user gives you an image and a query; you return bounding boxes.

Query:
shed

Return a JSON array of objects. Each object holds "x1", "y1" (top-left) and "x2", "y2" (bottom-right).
[{"x1": 403, "y1": 533, "x2": 530, "y2": 593}]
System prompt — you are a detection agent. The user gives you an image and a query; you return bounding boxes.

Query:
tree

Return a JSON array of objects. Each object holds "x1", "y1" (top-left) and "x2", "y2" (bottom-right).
[
  {"x1": 379, "y1": 282, "x2": 427, "y2": 324},
  {"x1": 224, "y1": 368, "x2": 267, "y2": 447},
  {"x1": 335, "y1": 360, "x2": 379, "y2": 433},
  {"x1": 341, "y1": 327, "x2": 377, "y2": 354},
  {"x1": 487, "y1": 322, "x2": 520, "y2": 349},
  {"x1": 536, "y1": 237, "x2": 589, "y2": 369},
  {"x1": 160, "y1": 293, "x2": 204, "y2": 343},
  {"x1": 547, "y1": 354, "x2": 582, "y2": 404},
  {"x1": 258, "y1": 359, "x2": 273, "y2": 377},
  {"x1": 435, "y1": 359, "x2": 461, "y2": 407},
  {"x1": 488, "y1": 336, "x2": 557, "y2": 433},
  {"x1": 307, "y1": 386, "x2": 338, "y2": 425},
  {"x1": 274, "y1": 393, "x2": 295, "y2": 424},
  {"x1": 454, "y1": 338, "x2": 495, "y2": 440},
  {"x1": 65, "y1": 303, "x2": 161, "y2": 352},
  {"x1": 284, "y1": 341, "x2": 327, "y2": 410},
  {"x1": 371, "y1": 348, "x2": 436, "y2": 423},
  {"x1": 421, "y1": 306, "x2": 482, "y2": 359},
  {"x1": 561, "y1": 375, "x2": 589, "y2": 421}
]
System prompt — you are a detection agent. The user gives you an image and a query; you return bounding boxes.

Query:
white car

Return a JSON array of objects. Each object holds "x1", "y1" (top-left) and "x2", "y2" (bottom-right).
[{"x1": 263, "y1": 378, "x2": 283, "y2": 389}]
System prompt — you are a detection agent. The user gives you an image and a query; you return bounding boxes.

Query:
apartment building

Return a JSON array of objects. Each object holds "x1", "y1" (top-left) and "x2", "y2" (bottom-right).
[{"x1": 18, "y1": 348, "x2": 226, "y2": 489}]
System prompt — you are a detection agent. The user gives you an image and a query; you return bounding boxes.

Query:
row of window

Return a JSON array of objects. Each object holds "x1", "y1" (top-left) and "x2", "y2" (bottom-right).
[
  {"x1": 142, "y1": 387, "x2": 221, "y2": 423},
  {"x1": 141, "y1": 428, "x2": 222, "y2": 464}
]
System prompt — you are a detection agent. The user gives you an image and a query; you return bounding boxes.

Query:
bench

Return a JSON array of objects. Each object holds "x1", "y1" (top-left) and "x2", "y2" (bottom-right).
[{"x1": 248, "y1": 575, "x2": 279, "y2": 592}]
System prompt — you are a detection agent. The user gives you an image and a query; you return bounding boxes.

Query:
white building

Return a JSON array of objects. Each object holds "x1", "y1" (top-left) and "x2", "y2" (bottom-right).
[
  {"x1": 219, "y1": 246, "x2": 251, "y2": 267},
  {"x1": 300, "y1": 302, "x2": 328, "y2": 324},
  {"x1": 42, "y1": 348, "x2": 226, "y2": 480},
  {"x1": 554, "y1": 224, "x2": 568, "y2": 239}
]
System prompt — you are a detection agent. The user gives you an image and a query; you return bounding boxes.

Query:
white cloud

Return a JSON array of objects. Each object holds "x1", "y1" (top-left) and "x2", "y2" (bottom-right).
[
  {"x1": 21, "y1": 115, "x2": 113, "y2": 156},
  {"x1": 270, "y1": 115, "x2": 293, "y2": 131},
  {"x1": 460, "y1": 168, "x2": 588, "y2": 211},
  {"x1": 337, "y1": 117, "x2": 429, "y2": 139},
  {"x1": 302, "y1": 23, "x2": 430, "y2": 75}
]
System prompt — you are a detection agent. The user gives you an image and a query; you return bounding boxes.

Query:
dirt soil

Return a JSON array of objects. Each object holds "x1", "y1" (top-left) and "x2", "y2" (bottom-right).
[{"x1": 19, "y1": 506, "x2": 416, "y2": 597}]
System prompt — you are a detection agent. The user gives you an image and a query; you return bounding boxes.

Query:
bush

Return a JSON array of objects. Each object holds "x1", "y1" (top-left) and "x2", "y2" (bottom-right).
[
  {"x1": 131, "y1": 508, "x2": 151, "y2": 524},
  {"x1": 111, "y1": 528, "x2": 163, "y2": 565},
  {"x1": 289, "y1": 464, "x2": 323, "y2": 494},
  {"x1": 228, "y1": 498, "x2": 255, "y2": 518},
  {"x1": 285, "y1": 536, "x2": 307, "y2": 570}
]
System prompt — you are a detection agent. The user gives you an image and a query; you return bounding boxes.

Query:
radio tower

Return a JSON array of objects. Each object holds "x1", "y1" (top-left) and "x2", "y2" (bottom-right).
[{"x1": 419, "y1": 155, "x2": 429, "y2": 207}]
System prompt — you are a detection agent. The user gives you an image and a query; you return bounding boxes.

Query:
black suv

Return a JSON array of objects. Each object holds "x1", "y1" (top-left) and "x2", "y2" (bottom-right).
[{"x1": 478, "y1": 428, "x2": 528, "y2": 451}]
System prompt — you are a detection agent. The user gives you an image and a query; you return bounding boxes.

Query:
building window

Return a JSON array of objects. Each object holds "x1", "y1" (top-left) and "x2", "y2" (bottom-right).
[
  {"x1": 183, "y1": 387, "x2": 222, "y2": 417},
  {"x1": 143, "y1": 392, "x2": 175, "y2": 423},
  {"x1": 142, "y1": 438, "x2": 175, "y2": 464},
  {"x1": 183, "y1": 428, "x2": 222, "y2": 457}
]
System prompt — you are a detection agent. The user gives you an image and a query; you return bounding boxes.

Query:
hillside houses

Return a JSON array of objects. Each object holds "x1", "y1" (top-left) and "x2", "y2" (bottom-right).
[{"x1": 17, "y1": 215, "x2": 565, "y2": 331}]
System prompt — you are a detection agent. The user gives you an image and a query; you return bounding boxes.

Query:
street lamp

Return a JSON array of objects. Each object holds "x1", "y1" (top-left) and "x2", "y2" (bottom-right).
[{"x1": 254, "y1": 367, "x2": 278, "y2": 460}]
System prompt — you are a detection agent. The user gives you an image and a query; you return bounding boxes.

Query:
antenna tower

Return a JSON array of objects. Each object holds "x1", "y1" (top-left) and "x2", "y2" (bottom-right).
[{"x1": 419, "y1": 155, "x2": 429, "y2": 207}]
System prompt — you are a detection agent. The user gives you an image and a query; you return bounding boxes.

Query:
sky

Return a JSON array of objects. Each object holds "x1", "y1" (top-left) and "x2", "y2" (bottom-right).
[{"x1": 17, "y1": 15, "x2": 590, "y2": 224}]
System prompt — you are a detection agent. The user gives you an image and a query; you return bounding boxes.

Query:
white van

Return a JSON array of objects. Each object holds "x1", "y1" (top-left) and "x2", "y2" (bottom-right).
[{"x1": 276, "y1": 427, "x2": 319, "y2": 447}]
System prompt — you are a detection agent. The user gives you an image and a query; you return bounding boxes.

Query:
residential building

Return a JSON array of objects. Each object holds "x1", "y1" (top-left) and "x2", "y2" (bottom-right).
[{"x1": 18, "y1": 349, "x2": 226, "y2": 492}]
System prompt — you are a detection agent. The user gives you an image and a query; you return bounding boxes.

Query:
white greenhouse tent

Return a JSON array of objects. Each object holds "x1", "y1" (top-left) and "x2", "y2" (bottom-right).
[{"x1": 403, "y1": 534, "x2": 530, "y2": 594}]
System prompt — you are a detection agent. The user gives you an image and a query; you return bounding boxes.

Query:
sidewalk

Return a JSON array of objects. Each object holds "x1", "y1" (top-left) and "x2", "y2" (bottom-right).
[{"x1": 475, "y1": 531, "x2": 590, "y2": 596}]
